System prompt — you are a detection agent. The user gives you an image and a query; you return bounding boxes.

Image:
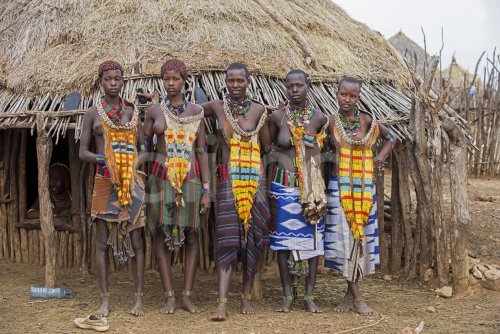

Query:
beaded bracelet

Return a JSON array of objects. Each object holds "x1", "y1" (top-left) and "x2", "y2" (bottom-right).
[
  {"x1": 196, "y1": 145, "x2": 207, "y2": 154},
  {"x1": 95, "y1": 154, "x2": 106, "y2": 165},
  {"x1": 384, "y1": 130, "x2": 397, "y2": 142}
]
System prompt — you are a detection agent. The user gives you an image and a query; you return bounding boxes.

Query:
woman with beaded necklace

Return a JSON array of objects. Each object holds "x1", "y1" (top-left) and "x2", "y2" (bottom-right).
[
  {"x1": 79, "y1": 60, "x2": 147, "y2": 317},
  {"x1": 200, "y1": 62, "x2": 271, "y2": 321},
  {"x1": 324, "y1": 77, "x2": 396, "y2": 315},
  {"x1": 143, "y1": 59, "x2": 210, "y2": 315},
  {"x1": 267, "y1": 69, "x2": 328, "y2": 314}
]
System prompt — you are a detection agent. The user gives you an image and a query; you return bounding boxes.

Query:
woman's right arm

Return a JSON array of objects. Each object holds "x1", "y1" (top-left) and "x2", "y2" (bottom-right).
[{"x1": 79, "y1": 108, "x2": 98, "y2": 164}]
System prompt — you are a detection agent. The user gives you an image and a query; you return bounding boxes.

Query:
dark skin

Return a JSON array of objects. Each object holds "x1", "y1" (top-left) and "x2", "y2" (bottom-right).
[
  {"x1": 27, "y1": 174, "x2": 71, "y2": 219},
  {"x1": 79, "y1": 69, "x2": 146, "y2": 317},
  {"x1": 143, "y1": 69, "x2": 210, "y2": 315},
  {"x1": 327, "y1": 81, "x2": 396, "y2": 315},
  {"x1": 200, "y1": 68, "x2": 271, "y2": 321},
  {"x1": 267, "y1": 73, "x2": 327, "y2": 313}
]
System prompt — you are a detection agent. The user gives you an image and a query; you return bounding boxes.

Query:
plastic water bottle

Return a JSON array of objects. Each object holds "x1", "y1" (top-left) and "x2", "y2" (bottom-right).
[{"x1": 29, "y1": 286, "x2": 72, "y2": 299}]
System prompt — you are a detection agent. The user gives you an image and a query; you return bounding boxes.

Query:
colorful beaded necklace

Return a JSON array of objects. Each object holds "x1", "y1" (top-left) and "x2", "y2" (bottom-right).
[
  {"x1": 224, "y1": 93, "x2": 251, "y2": 119},
  {"x1": 101, "y1": 97, "x2": 125, "y2": 125},
  {"x1": 96, "y1": 99, "x2": 140, "y2": 207},
  {"x1": 222, "y1": 98, "x2": 267, "y2": 239},
  {"x1": 288, "y1": 103, "x2": 315, "y2": 129},
  {"x1": 338, "y1": 107, "x2": 361, "y2": 136},
  {"x1": 164, "y1": 96, "x2": 187, "y2": 115}
]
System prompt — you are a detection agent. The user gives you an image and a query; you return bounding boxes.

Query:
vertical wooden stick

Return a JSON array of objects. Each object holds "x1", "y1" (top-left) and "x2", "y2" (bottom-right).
[{"x1": 36, "y1": 115, "x2": 56, "y2": 287}]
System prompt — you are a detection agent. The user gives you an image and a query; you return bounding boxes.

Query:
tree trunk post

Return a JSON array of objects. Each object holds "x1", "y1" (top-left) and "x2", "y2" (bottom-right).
[
  {"x1": 443, "y1": 117, "x2": 471, "y2": 294},
  {"x1": 36, "y1": 115, "x2": 56, "y2": 287}
]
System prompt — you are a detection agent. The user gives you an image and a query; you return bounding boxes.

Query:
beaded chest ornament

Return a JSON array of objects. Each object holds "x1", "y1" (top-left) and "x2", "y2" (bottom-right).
[{"x1": 96, "y1": 97, "x2": 139, "y2": 206}]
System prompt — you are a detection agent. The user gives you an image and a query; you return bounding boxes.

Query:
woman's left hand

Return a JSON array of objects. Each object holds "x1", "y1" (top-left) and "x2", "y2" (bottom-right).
[{"x1": 199, "y1": 193, "x2": 210, "y2": 215}]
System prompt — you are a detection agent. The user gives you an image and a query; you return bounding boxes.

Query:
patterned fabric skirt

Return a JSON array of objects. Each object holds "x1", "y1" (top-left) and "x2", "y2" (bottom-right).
[
  {"x1": 269, "y1": 168, "x2": 324, "y2": 261},
  {"x1": 215, "y1": 164, "x2": 270, "y2": 278},
  {"x1": 90, "y1": 166, "x2": 146, "y2": 264},
  {"x1": 324, "y1": 175, "x2": 380, "y2": 282},
  {"x1": 147, "y1": 160, "x2": 201, "y2": 250}
]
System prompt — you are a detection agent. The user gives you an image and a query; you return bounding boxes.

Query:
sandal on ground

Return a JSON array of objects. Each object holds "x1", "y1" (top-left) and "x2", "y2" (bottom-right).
[{"x1": 74, "y1": 315, "x2": 109, "y2": 332}]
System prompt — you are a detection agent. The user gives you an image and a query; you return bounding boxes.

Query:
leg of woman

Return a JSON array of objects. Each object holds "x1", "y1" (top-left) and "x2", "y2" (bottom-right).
[
  {"x1": 182, "y1": 229, "x2": 200, "y2": 313},
  {"x1": 95, "y1": 219, "x2": 110, "y2": 317},
  {"x1": 154, "y1": 229, "x2": 176, "y2": 314},
  {"x1": 130, "y1": 228, "x2": 145, "y2": 316},
  {"x1": 211, "y1": 265, "x2": 232, "y2": 321},
  {"x1": 275, "y1": 250, "x2": 293, "y2": 312},
  {"x1": 350, "y1": 280, "x2": 375, "y2": 315},
  {"x1": 240, "y1": 256, "x2": 255, "y2": 315},
  {"x1": 304, "y1": 255, "x2": 322, "y2": 313}
]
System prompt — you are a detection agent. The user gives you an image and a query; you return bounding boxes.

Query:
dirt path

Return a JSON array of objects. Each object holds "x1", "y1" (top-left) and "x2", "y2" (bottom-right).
[{"x1": 0, "y1": 177, "x2": 499, "y2": 334}]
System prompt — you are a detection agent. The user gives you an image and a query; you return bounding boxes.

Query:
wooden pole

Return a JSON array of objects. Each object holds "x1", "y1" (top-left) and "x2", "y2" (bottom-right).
[
  {"x1": 443, "y1": 117, "x2": 471, "y2": 294},
  {"x1": 36, "y1": 115, "x2": 56, "y2": 287},
  {"x1": 68, "y1": 130, "x2": 82, "y2": 268},
  {"x1": 9, "y1": 131, "x2": 21, "y2": 263},
  {"x1": 18, "y1": 130, "x2": 29, "y2": 263},
  {"x1": 390, "y1": 156, "x2": 402, "y2": 273},
  {"x1": 395, "y1": 148, "x2": 414, "y2": 278}
]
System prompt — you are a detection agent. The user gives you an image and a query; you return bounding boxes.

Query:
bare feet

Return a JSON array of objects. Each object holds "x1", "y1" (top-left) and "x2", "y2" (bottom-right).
[
  {"x1": 160, "y1": 296, "x2": 176, "y2": 314},
  {"x1": 131, "y1": 295, "x2": 144, "y2": 316},
  {"x1": 211, "y1": 303, "x2": 228, "y2": 321},
  {"x1": 352, "y1": 300, "x2": 375, "y2": 315},
  {"x1": 181, "y1": 296, "x2": 200, "y2": 314},
  {"x1": 304, "y1": 299, "x2": 322, "y2": 313},
  {"x1": 333, "y1": 299, "x2": 353, "y2": 313},
  {"x1": 240, "y1": 299, "x2": 255, "y2": 315},
  {"x1": 95, "y1": 296, "x2": 110, "y2": 317},
  {"x1": 275, "y1": 298, "x2": 293, "y2": 312}
]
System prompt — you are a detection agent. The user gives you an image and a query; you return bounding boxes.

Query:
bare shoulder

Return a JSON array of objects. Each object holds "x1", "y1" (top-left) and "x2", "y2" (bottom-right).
[
  {"x1": 189, "y1": 102, "x2": 204, "y2": 115},
  {"x1": 147, "y1": 103, "x2": 162, "y2": 116},
  {"x1": 360, "y1": 110, "x2": 373, "y2": 125},
  {"x1": 269, "y1": 108, "x2": 285, "y2": 124},
  {"x1": 211, "y1": 100, "x2": 224, "y2": 114},
  {"x1": 313, "y1": 109, "x2": 328, "y2": 127},
  {"x1": 85, "y1": 106, "x2": 97, "y2": 117}
]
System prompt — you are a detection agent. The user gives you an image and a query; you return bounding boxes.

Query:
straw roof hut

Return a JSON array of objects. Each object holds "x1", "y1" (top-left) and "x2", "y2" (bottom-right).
[
  {"x1": 0, "y1": 0, "x2": 415, "y2": 139},
  {"x1": 442, "y1": 58, "x2": 480, "y2": 91},
  {"x1": 388, "y1": 31, "x2": 433, "y2": 81},
  {"x1": 0, "y1": 0, "x2": 472, "y2": 285}
]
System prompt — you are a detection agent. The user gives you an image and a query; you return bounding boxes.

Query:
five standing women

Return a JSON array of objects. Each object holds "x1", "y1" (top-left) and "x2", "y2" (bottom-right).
[{"x1": 80, "y1": 59, "x2": 395, "y2": 319}]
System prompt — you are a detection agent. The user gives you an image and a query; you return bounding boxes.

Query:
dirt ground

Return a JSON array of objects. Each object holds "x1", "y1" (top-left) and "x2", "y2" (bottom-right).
[{"x1": 1, "y1": 177, "x2": 499, "y2": 334}]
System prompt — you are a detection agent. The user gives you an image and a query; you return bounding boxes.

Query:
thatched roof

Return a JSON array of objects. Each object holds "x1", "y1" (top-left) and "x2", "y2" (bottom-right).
[
  {"x1": 1, "y1": 0, "x2": 473, "y2": 145},
  {"x1": 442, "y1": 58, "x2": 480, "y2": 91},
  {"x1": 388, "y1": 31, "x2": 433, "y2": 80},
  {"x1": 0, "y1": 0, "x2": 410, "y2": 96}
]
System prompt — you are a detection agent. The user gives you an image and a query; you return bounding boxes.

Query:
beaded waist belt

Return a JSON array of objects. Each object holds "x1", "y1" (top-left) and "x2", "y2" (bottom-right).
[
  {"x1": 217, "y1": 164, "x2": 229, "y2": 182},
  {"x1": 272, "y1": 165, "x2": 300, "y2": 188},
  {"x1": 151, "y1": 159, "x2": 200, "y2": 181}
]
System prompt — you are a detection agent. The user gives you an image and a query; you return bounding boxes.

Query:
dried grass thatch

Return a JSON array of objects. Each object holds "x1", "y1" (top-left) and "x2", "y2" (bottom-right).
[
  {"x1": 442, "y1": 58, "x2": 481, "y2": 91},
  {"x1": 388, "y1": 31, "x2": 432, "y2": 80},
  {"x1": 0, "y1": 0, "x2": 410, "y2": 96},
  {"x1": 0, "y1": 0, "x2": 473, "y2": 145}
]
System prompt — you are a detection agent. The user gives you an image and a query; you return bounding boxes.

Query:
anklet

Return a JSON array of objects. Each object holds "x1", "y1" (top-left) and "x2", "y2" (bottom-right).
[
  {"x1": 241, "y1": 293, "x2": 252, "y2": 300},
  {"x1": 217, "y1": 297, "x2": 228, "y2": 304},
  {"x1": 304, "y1": 295, "x2": 315, "y2": 301},
  {"x1": 135, "y1": 292, "x2": 143, "y2": 297},
  {"x1": 182, "y1": 290, "x2": 192, "y2": 297},
  {"x1": 283, "y1": 295, "x2": 293, "y2": 301},
  {"x1": 100, "y1": 292, "x2": 110, "y2": 297},
  {"x1": 164, "y1": 290, "x2": 175, "y2": 298}
]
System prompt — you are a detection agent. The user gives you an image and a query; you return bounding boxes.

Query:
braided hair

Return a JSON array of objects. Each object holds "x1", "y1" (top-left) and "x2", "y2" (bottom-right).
[
  {"x1": 161, "y1": 58, "x2": 188, "y2": 80},
  {"x1": 98, "y1": 60, "x2": 124, "y2": 79}
]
